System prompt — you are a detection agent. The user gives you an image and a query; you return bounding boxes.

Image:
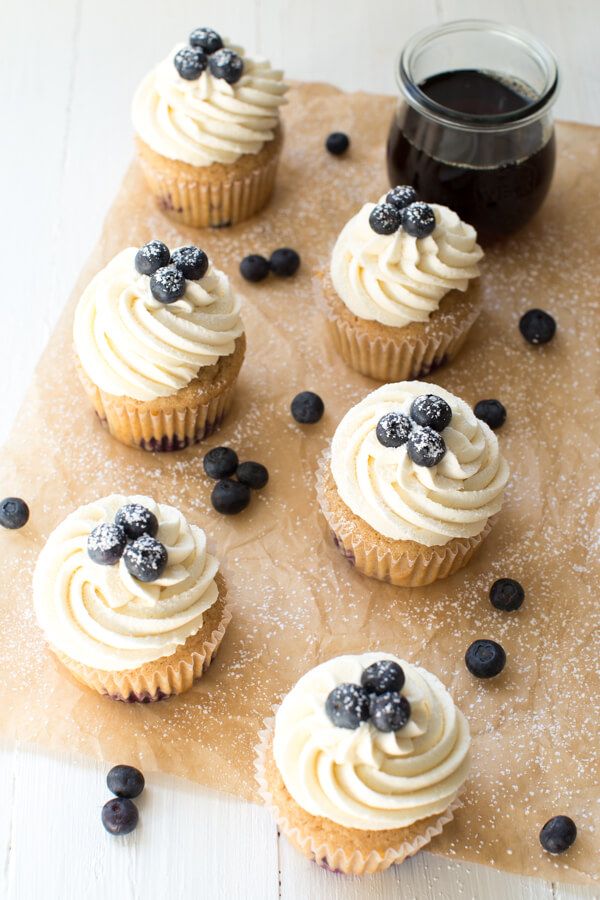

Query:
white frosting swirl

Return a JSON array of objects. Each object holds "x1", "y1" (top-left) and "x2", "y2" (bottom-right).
[
  {"x1": 331, "y1": 198, "x2": 483, "y2": 327},
  {"x1": 73, "y1": 248, "x2": 244, "y2": 401},
  {"x1": 330, "y1": 382, "x2": 509, "y2": 547},
  {"x1": 33, "y1": 495, "x2": 220, "y2": 671},
  {"x1": 132, "y1": 42, "x2": 288, "y2": 166},
  {"x1": 273, "y1": 653, "x2": 470, "y2": 830}
]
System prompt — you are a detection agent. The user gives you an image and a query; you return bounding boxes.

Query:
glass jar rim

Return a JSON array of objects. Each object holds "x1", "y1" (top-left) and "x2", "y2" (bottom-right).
[{"x1": 398, "y1": 19, "x2": 559, "y2": 131}]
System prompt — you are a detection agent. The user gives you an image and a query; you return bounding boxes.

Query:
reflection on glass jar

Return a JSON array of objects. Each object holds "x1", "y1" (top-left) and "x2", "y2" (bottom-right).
[{"x1": 387, "y1": 21, "x2": 559, "y2": 242}]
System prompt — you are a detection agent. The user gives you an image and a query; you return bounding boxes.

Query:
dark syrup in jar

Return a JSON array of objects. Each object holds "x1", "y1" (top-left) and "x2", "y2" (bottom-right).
[{"x1": 387, "y1": 69, "x2": 556, "y2": 241}]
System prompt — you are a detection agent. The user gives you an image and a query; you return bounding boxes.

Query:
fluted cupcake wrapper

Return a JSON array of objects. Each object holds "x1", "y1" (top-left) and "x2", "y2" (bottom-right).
[
  {"x1": 50, "y1": 597, "x2": 232, "y2": 703},
  {"x1": 75, "y1": 356, "x2": 240, "y2": 452},
  {"x1": 136, "y1": 138, "x2": 281, "y2": 228},
  {"x1": 316, "y1": 450, "x2": 494, "y2": 587},
  {"x1": 254, "y1": 715, "x2": 462, "y2": 876},
  {"x1": 323, "y1": 304, "x2": 479, "y2": 382}
]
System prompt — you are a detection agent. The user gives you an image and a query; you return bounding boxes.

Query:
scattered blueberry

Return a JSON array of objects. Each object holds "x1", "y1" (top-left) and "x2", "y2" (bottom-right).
[
  {"x1": 203, "y1": 447, "x2": 239, "y2": 479},
  {"x1": 115, "y1": 504, "x2": 158, "y2": 541},
  {"x1": 519, "y1": 309, "x2": 556, "y2": 345},
  {"x1": 325, "y1": 132, "x2": 350, "y2": 155},
  {"x1": 361, "y1": 660, "x2": 405, "y2": 695},
  {"x1": 0, "y1": 497, "x2": 29, "y2": 529},
  {"x1": 369, "y1": 202, "x2": 402, "y2": 235},
  {"x1": 237, "y1": 461, "x2": 269, "y2": 490},
  {"x1": 369, "y1": 692, "x2": 411, "y2": 732},
  {"x1": 465, "y1": 639, "x2": 506, "y2": 678},
  {"x1": 410, "y1": 394, "x2": 452, "y2": 432},
  {"x1": 189, "y1": 27, "x2": 223, "y2": 54},
  {"x1": 174, "y1": 46, "x2": 207, "y2": 80},
  {"x1": 401, "y1": 201, "x2": 436, "y2": 238},
  {"x1": 474, "y1": 399, "x2": 506, "y2": 430},
  {"x1": 171, "y1": 246, "x2": 208, "y2": 280},
  {"x1": 490, "y1": 578, "x2": 525, "y2": 612},
  {"x1": 270, "y1": 248, "x2": 301, "y2": 277},
  {"x1": 386, "y1": 185, "x2": 418, "y2": 210},
  {"x1": 123, "y1": 535, "x2": 168, "y2": 582},
  {"x1": 291, "y1": 391, "x2": 324, "y2": 424},
  {"x1": 211, "y1": 480, "x2": 251, "y2": 515},
  {"x1": 107, "y1": 765, "x2": 145, "y2": 799},
  {"x1": 87, "y1": 523, "x2": 127, "y2": 566},
  {"x1": 539, "y1": 815, "x2": 577, "y2": 854},
  {"x1": 150, "y1": 265, "x2": 186, "y2": 304},
  {"x1": 407, "y1": 426, "x2": 446, "y2": 467},
  {"x1": 325, "y1": 683, "x2": 370, "y2": 729},
  {"x1": 209, "y1": 48, "x2": 243, "y2": 84},
  {"x1": 134, "y1": 241, "x2": 170, "y2": 276},
  {"x1": 376, "y1": 412, "x2": 412, "y2": 448},
  {"x1": 102, "y1": 798, "x2": 139, "y2": 836},
  {"x1": 240, "y1": 254, "x2": 270, "y2": 283}
]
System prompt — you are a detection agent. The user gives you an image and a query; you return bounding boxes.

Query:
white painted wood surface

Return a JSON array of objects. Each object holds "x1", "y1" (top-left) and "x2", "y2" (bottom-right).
[{"x1": 1, "y1": 1, "x2": 598, "y2": 897}]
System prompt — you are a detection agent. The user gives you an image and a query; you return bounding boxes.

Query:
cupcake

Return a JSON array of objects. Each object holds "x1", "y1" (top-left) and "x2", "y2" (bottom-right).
[
  {"x1": 73, "y1": 241, "x2": 245, "y2": 450},
  {"x1": 320, "y1": 189, "x2": 483, "y2": 381},
  {"x1": 132, "y1": 27, "x2": 288, "y2": 227},
  {"x1": 256, "y1": 652, "x2": 470, "y2": 874},
  {"x1": 317, "y1": 382, "x2": 509, "y2": 586},
  {"x1": 33, "y1": 494, "x2": 230, "y2": 701}
]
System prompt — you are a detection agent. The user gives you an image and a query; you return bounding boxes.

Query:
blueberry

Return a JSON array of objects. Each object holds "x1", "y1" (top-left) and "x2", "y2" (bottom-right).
[
  {"x1": 490, "y1": 578, "x2": 525, "y2": 612},
  {"x1": 361, "y1": 660, "x2": 405, "y2": 695},
  {"x1": 401, "y1": 201, "x2": 436, "y2": 238},
  {"x1": 0, "y1": 497, "x2": 29, "y2": 529},
  {"x1": 465, "y1": 639, "x2": 506, "y2": 678},
  {"x1": 87, "y1": 523, "x2": 127, "y2": 566},
  {"x1": 410, "y1": 394, "x2": 452, "y2": 432},
  {"x1": 369, "y1": 202, "x2": 402, "y2": 235},
  {"x1": 474, "y1": 399, "x2": 506, "y2": 430},
  {"x1": 101, "y1": 798, "x2": 139, "y2": 836},
  {"x1": 325, "y1": 132, "x2": 350, "y2": 155},
  {"x1": 375, "y1": 412, "x2": 412, "y2": 448},
  {"x1": 115, "y1": 504, "x2": 158, "y2": 541},
  {"x1": 107, "y1": 765, "x2": 145, "y2": 799},
  {"x1": 150, "y1": 265, "x2": 186, "y2": 304},
  {"x1": 189, "y1": 27, "x2": 223, "y2": 55},
  {"x1": 123, "y1": 535, "x2": 168, "y2": 582},
  {"x1": 325, "y1": 683, "x2": 370, "y2": 729},
  {"x1": 174, "y1": 46, "x2": 208, "y2": 81},
  {"x1": 208, "y1": 48, "x2": 243, "y2": 84},
  {"x1": 171, "y1": 246, "x2": 208, "y2": 280},
  {"x1": 369, "y1": 692, "x2": 411, "y2": 732},
  {"x1": 236, "y1": 461, "x2": 269, "y2": 490},
  {"x1": 539, "y1": 815, "x2": 577, "y2": 854},
  {"x1": 203, "y1": 447, "x2": 239, "y2": 479},
  {"x1": 386, "y1": 185, "x2": 418, "y2": 210},
  {"x1": 211, "y1": 479, "x2": 251, "y2": 515},
  {"x1": 519, "y1": 309, "x2": 556, "y2": 345},
  {"x1": 134, "y1": 241, "x2": 170, "y2": 276},
  {"x1": 291, "y1": 391, "x2": 324, "y2": 424},
  {"x1": 269, "y1": 248, "x2": 300, "y2": 278},
  {"x1": 240, "y1": 254, "x2": 270, "y2": 283},
  {"x1": 407, "y1": 426, "x2": 446, "y2": 467}
]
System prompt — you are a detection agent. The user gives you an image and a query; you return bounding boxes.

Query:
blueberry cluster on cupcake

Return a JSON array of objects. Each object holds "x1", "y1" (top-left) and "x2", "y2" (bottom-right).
[
  {"x1": 256, "y1": 652, "x2": 470, "y2": 875},
  {"x1": 132, "y1": 27, "x2": 288, "y2": 227},
  {"x1": 73, "y1": 241, "x2": 245, "y2": 451},
  {"x1": 319, "y1": 188, "x2": 483, "y2": 381},
  {"x1": 317, "y1": 381, "x2": 509, "y2": 586},
  {"x1": 33, "y1": 494, "x2": 231, "y2": 701}
]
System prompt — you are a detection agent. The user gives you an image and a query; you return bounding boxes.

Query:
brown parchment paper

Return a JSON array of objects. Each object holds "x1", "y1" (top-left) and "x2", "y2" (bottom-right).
[{"x1": 0, "y1": 83, "x2": 598, "y2": 885}]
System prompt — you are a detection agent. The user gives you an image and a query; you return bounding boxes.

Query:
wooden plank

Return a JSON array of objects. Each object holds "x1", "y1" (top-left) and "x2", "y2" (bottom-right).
[{"x1": 2, "y1": 745, "x2": 279, "y2": 900}]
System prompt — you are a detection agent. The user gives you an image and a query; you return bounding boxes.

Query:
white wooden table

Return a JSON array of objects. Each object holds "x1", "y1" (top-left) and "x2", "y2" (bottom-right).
[{"x1": 1, "y1": 2, "x2": 598, "y2": 897}]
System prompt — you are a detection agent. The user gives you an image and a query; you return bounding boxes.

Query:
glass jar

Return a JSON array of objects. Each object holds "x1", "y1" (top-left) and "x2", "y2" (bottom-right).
[{"x1": 386, "y1": 20, "x2": 559, "y2": 241}]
